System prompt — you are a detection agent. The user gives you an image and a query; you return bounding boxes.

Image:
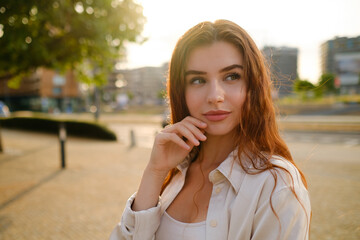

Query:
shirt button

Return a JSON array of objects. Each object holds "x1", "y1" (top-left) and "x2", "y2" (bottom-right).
[
  {"x1": 210, "y1": 220, "x2": 217, "y2": 228},
  {"x1": 214, "y1": 172, "x2": 223, "y2": 182},
  {"x1": 209, "y1": 171, "x2": 223, "y2": 183},
  {"x1": 215, "y1": 187, "x2": 222, "y2": 194}
]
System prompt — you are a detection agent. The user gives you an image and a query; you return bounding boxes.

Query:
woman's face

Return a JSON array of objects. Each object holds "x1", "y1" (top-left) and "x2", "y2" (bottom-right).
[{"x1": 185, "y1": 41, "x2": 247, "y2": 137}]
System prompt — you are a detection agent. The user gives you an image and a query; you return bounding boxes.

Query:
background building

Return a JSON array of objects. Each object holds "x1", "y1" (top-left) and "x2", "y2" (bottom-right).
[
  {"x1": 0, "y1": 68, "x2": 82, "y2": 112},
  {"x1": 321, "y1": 36, "x2": 360, "y2": 94},
  {"x1": 107, "y1": 63, "x2": 168, "y2": 108},
  {"x1": 262, "y1": 46, "x2": 298, "y2": 98}
]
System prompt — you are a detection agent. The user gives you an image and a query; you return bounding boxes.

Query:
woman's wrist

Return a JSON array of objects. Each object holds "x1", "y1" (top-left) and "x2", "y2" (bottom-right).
[
  {"x1": 145, "y1": 163, "x2": 169, "y2": 181},
  {"x1": 132, "y1": 165, "x2": 168, "y2": 211}
]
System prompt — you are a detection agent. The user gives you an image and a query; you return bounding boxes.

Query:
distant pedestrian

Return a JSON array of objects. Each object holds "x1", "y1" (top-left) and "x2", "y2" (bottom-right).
[{"x1": 110, "y1": 19, "x2": 311, "y2": 240}]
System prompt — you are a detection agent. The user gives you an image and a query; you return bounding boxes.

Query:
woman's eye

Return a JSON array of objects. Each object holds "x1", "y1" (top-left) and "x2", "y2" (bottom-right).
[
  {"x1": 190, "y1": 78, "x2": 205, "y2": 85},
  {"x1": 224, "y1": 73, "x2": 241, "y2": 81}
]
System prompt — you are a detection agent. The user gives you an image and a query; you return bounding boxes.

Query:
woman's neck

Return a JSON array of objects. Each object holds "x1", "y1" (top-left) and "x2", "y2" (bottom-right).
[{"x1": 197, "y1": 130, "x2": 237, "y2": 171}]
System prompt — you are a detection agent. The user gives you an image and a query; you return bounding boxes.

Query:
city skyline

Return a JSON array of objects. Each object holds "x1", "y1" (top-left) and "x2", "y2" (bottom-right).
[{"x1": 119, "y1": 0, "x2": 360, "y2": 83}]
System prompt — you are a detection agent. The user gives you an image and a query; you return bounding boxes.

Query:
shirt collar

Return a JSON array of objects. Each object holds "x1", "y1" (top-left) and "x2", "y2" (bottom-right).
[
  {"x1": 177, "y1": 149, "x2": 246, "y2": 194},
  {"x1": 210, "y1": 149, "x2": 245, "y2": 194}
]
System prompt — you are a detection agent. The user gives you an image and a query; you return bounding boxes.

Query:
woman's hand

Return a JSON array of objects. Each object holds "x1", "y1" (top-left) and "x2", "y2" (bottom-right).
[
  {"x1": 132, "y1": 116, "x2": 207, "y2": 211},
  {"x1": 147, "y1": 116, "x2": 207, "y2": 176}
]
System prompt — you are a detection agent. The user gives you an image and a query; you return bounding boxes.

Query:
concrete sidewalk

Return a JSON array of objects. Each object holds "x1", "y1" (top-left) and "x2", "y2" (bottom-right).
[
  {"x1": 0, "y1": 128, "x2": 359, "y2": 239},
  {"x1": 0, "y1": 129, "x2": 150, "y2": 239}
]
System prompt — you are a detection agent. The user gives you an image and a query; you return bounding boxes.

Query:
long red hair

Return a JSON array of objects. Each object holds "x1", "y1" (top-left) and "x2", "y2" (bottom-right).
[
  {"x1": 164, "y1": 20, "x2": 310, "y2": 237},
  {"x1": 163, "y1": 20, "x2": 307, "y2": 193}
]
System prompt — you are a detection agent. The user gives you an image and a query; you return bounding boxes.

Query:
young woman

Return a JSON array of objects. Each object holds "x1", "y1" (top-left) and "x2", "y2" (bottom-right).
[{"x1": 110, "y1": 19, "x2": 311, "y2": 240}]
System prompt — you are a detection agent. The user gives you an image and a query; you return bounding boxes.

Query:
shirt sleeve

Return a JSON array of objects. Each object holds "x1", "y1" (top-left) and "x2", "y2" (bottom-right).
[
  {"x1": 251, "y1": 187, "x2": 311, "y2": 240},
  {"x1": 109, "y1": 192, "x2": 162, "y2": 240}
]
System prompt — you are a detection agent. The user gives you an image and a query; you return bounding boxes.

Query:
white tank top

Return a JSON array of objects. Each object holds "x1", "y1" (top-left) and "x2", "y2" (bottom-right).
[{"x1": 155, "y1": 211, "x2": 206, "y2": 240}]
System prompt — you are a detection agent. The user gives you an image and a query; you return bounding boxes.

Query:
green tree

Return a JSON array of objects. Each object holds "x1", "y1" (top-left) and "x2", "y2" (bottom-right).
[
  {"x1": 0, "y1": 0, "x2": 145, "y2": 151},
  {"x1": 318, "y1": 73, "x2": 336, "y2": 94},
  {"x1": 293, "y1": 79, "x2": 319, "y2": 100},
  {"x1": 0, "y1": 0, "x2": 146, "y2": 86},
  {"x1": 293, "y1": 79, "x2": 314, "y2": 92}
]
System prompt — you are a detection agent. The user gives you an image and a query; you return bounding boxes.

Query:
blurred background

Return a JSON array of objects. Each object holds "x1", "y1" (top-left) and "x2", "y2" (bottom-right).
[{"x1": 0, "y1": 0, "x2": 359, "y2": 239}]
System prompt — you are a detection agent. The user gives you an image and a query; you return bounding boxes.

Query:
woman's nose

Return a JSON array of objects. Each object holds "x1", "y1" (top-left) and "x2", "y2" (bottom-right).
[{"x1": 207, "y1": 80, "x2": 225, "y2": 104}]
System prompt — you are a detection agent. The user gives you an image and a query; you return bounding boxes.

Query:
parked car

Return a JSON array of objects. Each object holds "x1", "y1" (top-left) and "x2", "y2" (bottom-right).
[{"x1": 0, "y1": 101, "x2": 10, "y2": 117}]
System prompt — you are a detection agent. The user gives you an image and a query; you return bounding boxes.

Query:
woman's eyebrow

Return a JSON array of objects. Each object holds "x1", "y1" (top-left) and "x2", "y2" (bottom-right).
[
  {"x1": 220, "y1": 64, "x2": 244, "y2": 73},
  {"x1": 185, "y1": 64, "x2": 244, "y2": 76},
  {"x1": 184, "y1": 70, "x2": 206, "y2": 76}
]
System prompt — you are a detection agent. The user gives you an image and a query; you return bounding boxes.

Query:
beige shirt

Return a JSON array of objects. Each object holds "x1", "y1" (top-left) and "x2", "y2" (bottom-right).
[{"x1": 109, "y1": 151, "x2": 311, "y2": 240}]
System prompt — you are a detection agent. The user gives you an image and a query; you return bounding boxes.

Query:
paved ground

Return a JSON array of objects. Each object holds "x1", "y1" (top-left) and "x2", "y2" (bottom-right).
[
  {"x1": 0, "y1": 129, "x2": 151, "y2": 240},
  {"x1": 0, "y1": 124, "x2": 359, "y2": 239}
]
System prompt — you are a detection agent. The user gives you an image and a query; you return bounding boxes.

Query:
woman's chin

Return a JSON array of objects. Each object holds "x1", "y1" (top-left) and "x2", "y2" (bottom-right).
[{"x1": 204, "y1": 127, "x2": 236, "y2": 138}]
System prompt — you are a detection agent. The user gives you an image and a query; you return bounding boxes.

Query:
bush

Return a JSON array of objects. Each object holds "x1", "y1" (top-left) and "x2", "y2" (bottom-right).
[{"x1": 0, "y1": 117, "x2": 117, "y2": 141}]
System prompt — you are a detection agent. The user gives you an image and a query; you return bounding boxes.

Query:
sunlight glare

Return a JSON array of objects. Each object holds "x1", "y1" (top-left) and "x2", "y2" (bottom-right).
[{"x1": 125, "y1": 0, "x2": 360, "y2": 82}]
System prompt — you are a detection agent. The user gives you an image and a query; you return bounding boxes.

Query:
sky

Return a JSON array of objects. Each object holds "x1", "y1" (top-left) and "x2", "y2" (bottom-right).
[{"x1": 119, "y1": 0, "x2": 360, "y2": 83}]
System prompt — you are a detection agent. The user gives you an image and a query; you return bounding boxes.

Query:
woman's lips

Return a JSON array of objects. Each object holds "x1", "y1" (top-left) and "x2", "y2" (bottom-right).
[{"x1": 203, "y1": 110, "x2": 231, "y2": 122}]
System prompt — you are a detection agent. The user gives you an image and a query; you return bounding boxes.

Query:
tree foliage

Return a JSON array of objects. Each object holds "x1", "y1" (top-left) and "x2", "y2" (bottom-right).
[
  {"x1": 318, "y1": 73, "x2": 336, "y2": 94},
  {"x1": 293, "y1": 78, "x2": 323, "y2": 99},
  {"x1": 293, "y1": 79, "x2": 314, "y2": 92},
  {"x1": 0, "y1": 0, "x2": 146, "y2": 86}
]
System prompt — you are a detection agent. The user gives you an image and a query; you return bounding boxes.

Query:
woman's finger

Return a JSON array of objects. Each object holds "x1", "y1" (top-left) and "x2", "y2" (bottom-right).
[
  {"x1": 160, "y1": 132, "x2": 191, "y2": 150},
  {"x1": 163, "y1": 117, "x2": 207, "y2": 140},
  {"x1": 164, "y1": 116, "x2": 206, "y2": 132},
  {"x1": 181, "y1": 120, "x2": 207, "y2": 141},
  {"x1": 183, "y1": 116, "x2": 207, "y2": 129},
  {"x1": 173, "y1": 124, "x2": 201, "y2": 146}
]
